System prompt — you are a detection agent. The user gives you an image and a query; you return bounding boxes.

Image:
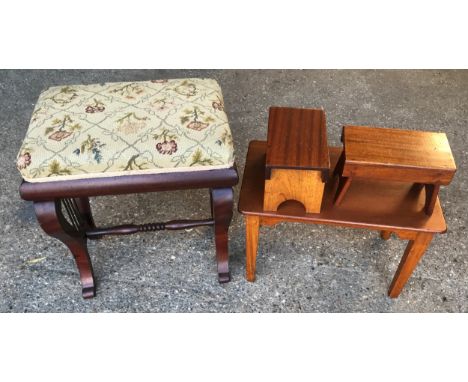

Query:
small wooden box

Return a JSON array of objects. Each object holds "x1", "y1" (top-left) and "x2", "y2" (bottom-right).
[{"x1": 263, "y1": 107, "x2": 330, "y2": 213}]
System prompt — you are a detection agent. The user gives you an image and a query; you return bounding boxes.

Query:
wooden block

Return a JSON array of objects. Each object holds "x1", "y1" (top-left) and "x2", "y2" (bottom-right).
[
  {"x1": 263, "y1": 107, "x2": 330, "y2": 213},
  {"x1": 263, "y1": 169, "x2": 325, "y2": 213}
]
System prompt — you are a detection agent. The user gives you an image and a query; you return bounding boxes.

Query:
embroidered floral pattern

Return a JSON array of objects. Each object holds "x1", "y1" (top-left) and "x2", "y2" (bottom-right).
[
  {"x1": 85, "y1": 99, "x2": 105, "y2": 113},
  {"x1": 48, "y1": 86, "x2": 78, "y2": 105},
  {"x1": 109, "y1": 83, "x2": 144, "y2": 99},
  {"x1": 47, "y1": 160, "x2": 71, "y2": 177},
  {"x1": 174, "y1": 80, "x2": 197, "y2": 97},
  {"x1": 116, "y1": 112, "x2": 149, "y2": 134},
  {"x1": 17, "y1": 152, "x2": 31, "y2": 170},
  {"x1": 73, "y1": 135, "x2": 105, "y2": 163},
  {"x1": 154, "y1": 130, "x2": 178, "y2": 155},
  {"x1": 45, "y1": 115, "x2": 81, "y2": 141},
  {"x1": 150, "y1": 97, "x2": 174, "y2": 111},
  {"x1": 190, "y1": 149, "x2": 214, "y2": 166},
  {"x1": 212, "y1": 96, "x2": 224, "y2": 111},
  {"x1": 181, "y1": 107, "x2": 214, "y2": 131},
  {"x1": 16, "y1": 78, "x2": 234, "y2": 182}
]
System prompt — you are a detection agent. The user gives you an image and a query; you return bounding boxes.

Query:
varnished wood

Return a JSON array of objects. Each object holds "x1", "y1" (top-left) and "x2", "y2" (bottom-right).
[
  {"x1": 19, "y1": 167, "x2": 238, "y2": 201},
  {"x1": 334, "y1": 126, "x2": 456, "y2": 214},
  {"x1": 265, "y1": 107, "x2": 330, "y2": 180},
  {"x1": 240, "y1": 141, "x2": 446, "y2": 233},
  {"x1": 263, "y1": 169, "x2": 325, "y2": 213},
  {"x1": 388, "y1": 232, "x2": 434, "y2": 298},
  {"x1": 238, "y1": 141, "x2": 447, "y2": 297},
  {"x1": 34, "y1": 200, "x2": 95, "y2": 298},
  {"x1": 380, "y1": 230, "x2": 392, "y2": 240},
  {"x1": 22, "y1": 166, "x2": 238, "y2": 297},
  {"x1": 245, "y1": 215, "x2": 260, "y2": 282},
  {"x1": 211, "y1": 188, "x2": 234, "y2": 283},
  {"x1": 343, "y1": 125, "x2": 456, "y2": 184},
  {"x1": 333, "y1": 176, "x2": 351, "y2": 205},
  {"x1": 86, "y1": 219, "x2": 214, "y2": 238},
  {"x1": 424, "y1": 184, "x2": 440, "y2": 216},
  {"x1": 263, "y1": 107, "x2": 330, "y2": 213}
]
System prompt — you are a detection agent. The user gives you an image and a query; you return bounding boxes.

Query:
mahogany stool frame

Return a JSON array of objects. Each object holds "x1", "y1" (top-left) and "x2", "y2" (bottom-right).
[{"x1": 20, "y1": 167, "x2": 238, "y2": 298}]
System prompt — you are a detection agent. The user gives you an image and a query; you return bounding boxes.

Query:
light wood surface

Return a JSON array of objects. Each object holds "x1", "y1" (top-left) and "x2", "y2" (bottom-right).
[{"x1": 263, "y1": 169, "x2": 325, "y2": 213}]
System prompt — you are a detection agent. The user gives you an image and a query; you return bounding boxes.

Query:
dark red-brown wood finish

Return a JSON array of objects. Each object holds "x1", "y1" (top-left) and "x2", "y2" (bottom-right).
[
  {"x1": 265, "y1": 107, "x2": 330, "y2": 181},
  {"x1": 20, "y1": 167, "x2": 238, "y2": 298}
]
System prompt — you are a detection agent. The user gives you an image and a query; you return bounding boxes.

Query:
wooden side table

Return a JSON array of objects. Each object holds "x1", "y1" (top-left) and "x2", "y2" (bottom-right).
[
  {"x1": 238, "y1": 141, "x2": 448, "y2": 298},
  {"x1": 334, "y1": 125, "x2": 456, "y2": 215}
]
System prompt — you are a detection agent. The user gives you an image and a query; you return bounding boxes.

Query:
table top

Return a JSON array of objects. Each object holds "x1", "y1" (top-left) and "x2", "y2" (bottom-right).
[
  {"x1": 265, "y1": 107, "x2": 330, "y2": 179},
  {"x1": 239, "y1": 140, "x2": 447, "y2": 233},
  {"x1": 342, "y1": 125, "x2": 456, "y2": 183}
]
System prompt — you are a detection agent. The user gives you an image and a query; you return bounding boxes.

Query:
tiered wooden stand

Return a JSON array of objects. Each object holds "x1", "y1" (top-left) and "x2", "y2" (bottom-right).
[
  {"x1": 239, "y1": 141, "x2": 448, "y2": 298},
  {"x1": 238, "y1": 104, "x2": 455, "y2": 298}
]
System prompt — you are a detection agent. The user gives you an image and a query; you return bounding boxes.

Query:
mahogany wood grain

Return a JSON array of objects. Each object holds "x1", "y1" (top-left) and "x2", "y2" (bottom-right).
[
  {"x1": 22, "y1": 166, "x2": 238, "y2": 297},
  {"x1": 334, "y1": 126, "x2": 456, "y2": 214},
  {"x1": 343, "y1": 125, "x2": 456, "y2": 185},
  {"x1": 86, "y1": 219, "x2": 214, "y2": 238},
  {"x1": 211, "y1": 188, "x2": 234, "y2": 283},
  {"x1": 19, "y1": 167, "x2": 238, "y2": 201},
  {"x1": 238, "y1": 140, "x2": 448, "y2": 298},
  {"x1": 265, "y1": 107, "x2": 330, "y2": 180},
  {"x1": 34, "y1": 200, "x2": 95, "y2": 298}
]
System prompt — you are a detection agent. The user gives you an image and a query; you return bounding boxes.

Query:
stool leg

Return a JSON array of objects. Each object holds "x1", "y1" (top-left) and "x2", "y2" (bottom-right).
[
  {"x1": 334, "y1": 176, "x2": 352, "y2": 205},
  {"x1": 388, "y1": 232, "x2": 433, "y2": 298},
  {"x1": 245, "y1": 215, "x2": 260, "y2": 282},
  {"x1": 211, "y1": 188, "x2": 234, "y2": 283},
  {"x1": 333, "y1": 150, "x2": 346, "y2": 177},
  {"x1": 34, "y1": 200, "x2": 96, "y2": 298},
  {"x1": 424, "y1": 184, "x2": 440, "y2": 216}
]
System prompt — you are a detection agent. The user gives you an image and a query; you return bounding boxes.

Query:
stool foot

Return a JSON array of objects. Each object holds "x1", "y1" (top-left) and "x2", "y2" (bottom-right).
[
  {"x1": 34, "y1": 200, "x2": 96, "y2": 299},
  {"x1": 211, "y1": 188, "x2": 234, "y2": 283},
  {"x1": 218, "y1": 272, "x2": 231, "y2": 283}
]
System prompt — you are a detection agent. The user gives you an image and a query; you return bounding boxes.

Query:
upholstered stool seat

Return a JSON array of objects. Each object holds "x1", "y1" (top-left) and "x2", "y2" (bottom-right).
[
  {"x1": 17, "y1": 78, "x2": 234, "y2": 182},
  {"x1": 17, "y1": 78, "x2": 238, "y2": 299}
]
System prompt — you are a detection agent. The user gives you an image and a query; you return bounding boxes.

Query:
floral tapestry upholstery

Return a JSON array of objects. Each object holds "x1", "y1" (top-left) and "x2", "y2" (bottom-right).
[{"x1": 16, "y1": 78, "x2": 235, "y2": 183}]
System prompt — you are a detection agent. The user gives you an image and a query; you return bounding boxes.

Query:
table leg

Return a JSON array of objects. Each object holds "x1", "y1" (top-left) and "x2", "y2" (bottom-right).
[
  {"x1": 245, "y1": 215, "x2": 260, "y2": 282},
  {"x1": 388, "y1": 232, "x2": 434, "y2": 298},
  {"x1": 424, "y1": 184, "x2": 440, "y2": 216},
  {"x1": 380, "y1": 230, "x2": 392, "y2": 240}
]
